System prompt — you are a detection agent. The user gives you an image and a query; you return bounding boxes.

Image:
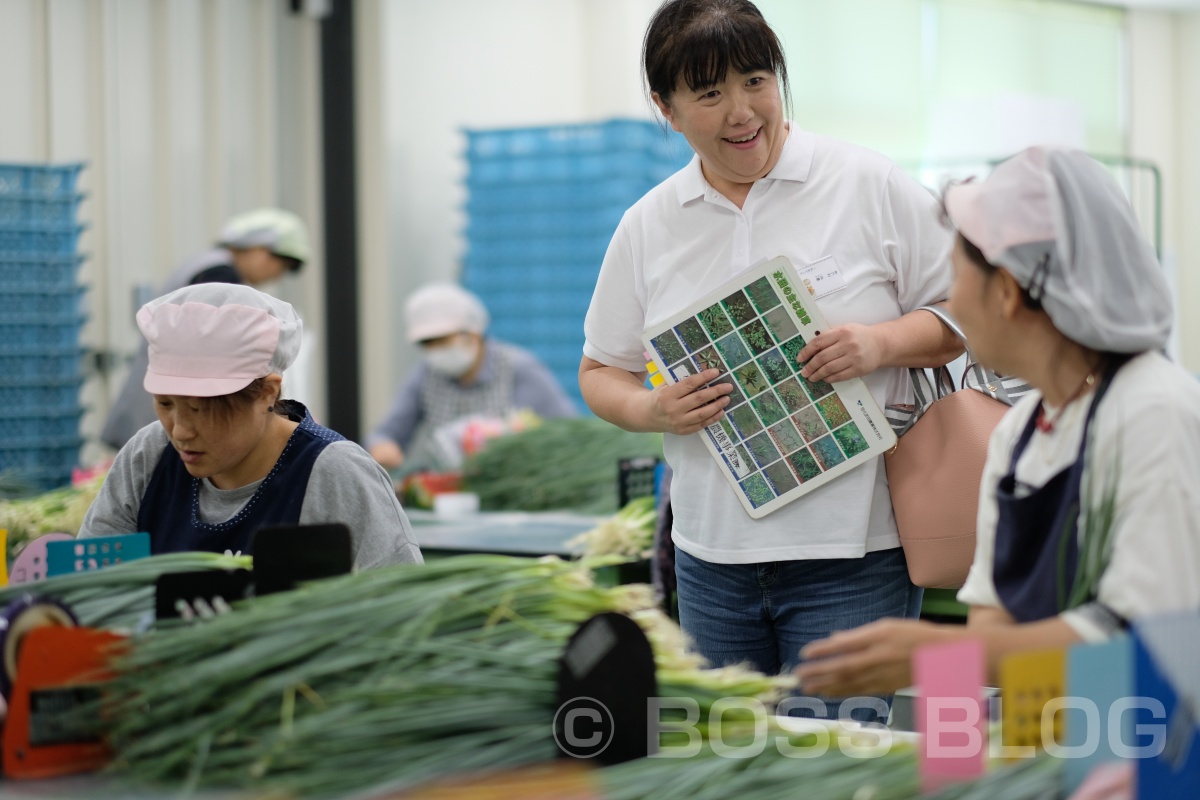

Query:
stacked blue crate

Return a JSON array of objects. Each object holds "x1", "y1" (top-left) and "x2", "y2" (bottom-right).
[
  {"x1": 0, "y1": 162, "x2": 87, "y2": 490},
  {"x1": 462, "y1": 119, "x2": 693, "y2": 411}
]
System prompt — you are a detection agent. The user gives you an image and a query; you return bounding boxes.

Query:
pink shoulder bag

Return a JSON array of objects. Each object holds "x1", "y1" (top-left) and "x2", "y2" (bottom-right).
[{"x1": 884, "y1": 306, "x2": 1029, "y2": 589}]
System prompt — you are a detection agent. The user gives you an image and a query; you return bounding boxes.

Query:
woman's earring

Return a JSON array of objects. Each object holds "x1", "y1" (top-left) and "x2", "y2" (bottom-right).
[{"x1": 267, "y1": 405, "x2": 275, "y2": 413}]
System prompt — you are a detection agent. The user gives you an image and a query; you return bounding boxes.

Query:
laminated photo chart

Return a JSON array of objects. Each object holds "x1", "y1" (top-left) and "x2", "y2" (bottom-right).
[{"x1": 641, "y1": 256, "x2": 897, "y2": 518}]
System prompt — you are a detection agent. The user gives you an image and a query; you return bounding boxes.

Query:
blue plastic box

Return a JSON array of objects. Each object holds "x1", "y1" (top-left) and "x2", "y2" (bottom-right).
[
  {"x1": 0, "y1": 253, "x2": 86, "y2": 290},
  {"x1": 0, "y1": 285, "x2": 88, "y2": 317},
  {"x1": 467, "y1": 150, "x2": 684, "y2": 186},
  {"x1": 0, "y1": 163, "x2": 85, "y2": 198},
  {"x1": 0, "y1": 409, "x2": 84, "y2": 447},
  {"x1": 464, "y1": 119, "x2": 690, "y2": 161},
  {"x1": 0, "y1": 193, "x2": 84, "y2": 226},
  {"x1": 0, "y1": 378, "x2": 84, "y2": 415},
  {"x1": 0, "y1": 315, "x2": 87, "y2": 351},
  {"x1": 0, "y1": 437, "x2": 82, "y2": 490},
  {"x1": 0, "y1": 224, "x2": 87, "y2": 255},
  {"x1": 466, "y1": 178, "x2": 662, "y2": 214},
  {"x1": 0, "y1": 349, "x2": 84, "y2": 380},
  {"x1": 466, "y1": 205, "x2": 626, "y2": 241}
]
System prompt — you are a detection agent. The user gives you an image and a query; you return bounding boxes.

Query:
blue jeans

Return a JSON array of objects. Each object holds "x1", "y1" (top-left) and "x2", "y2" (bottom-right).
[{"x1": 674, "y1": 546, "x2": 922, "y2": 722}]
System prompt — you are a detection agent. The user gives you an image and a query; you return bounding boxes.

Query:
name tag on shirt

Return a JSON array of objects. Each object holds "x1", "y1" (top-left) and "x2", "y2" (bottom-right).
[{"x1": 798, "y1": 256, "x2": 847, "y2": 300}]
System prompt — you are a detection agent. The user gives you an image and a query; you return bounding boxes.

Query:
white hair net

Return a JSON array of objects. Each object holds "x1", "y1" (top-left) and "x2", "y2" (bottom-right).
[{"x1": 945, "y1": 146, "x2": 1172, "y2": 353}]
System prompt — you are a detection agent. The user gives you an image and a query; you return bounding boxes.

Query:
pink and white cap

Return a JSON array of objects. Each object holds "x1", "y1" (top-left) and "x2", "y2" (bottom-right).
[
  {"x1": 137, "y1": 283, "x2": 302, "y2": 397},
  {"x1": 944, "y1": 146, "x2": 1171, "y2": 353}
]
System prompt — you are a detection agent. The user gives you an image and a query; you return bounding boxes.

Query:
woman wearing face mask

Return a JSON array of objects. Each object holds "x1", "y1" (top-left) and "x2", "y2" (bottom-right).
[{"x1": 366, "y1": 283, "x2": 577, "y2": 471}]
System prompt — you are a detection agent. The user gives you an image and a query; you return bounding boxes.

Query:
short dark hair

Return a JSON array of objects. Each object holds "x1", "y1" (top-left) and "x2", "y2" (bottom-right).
[
  {"x1": 954, "y1": 231, "x2": 1046, "y2": 311},
  {"x1": 198, "y1": 377, "x2": 283, "y2": 426},
  {"x1": 643, "y1": 0, "x2": 791, "y2": 114}
]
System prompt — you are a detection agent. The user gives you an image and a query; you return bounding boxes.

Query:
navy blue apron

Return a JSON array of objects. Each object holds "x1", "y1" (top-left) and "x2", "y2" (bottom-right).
[
  {"x1": 137, "y1": 400, "x2": 345, "y2": 555},
  {"x1": 992, "y1": 361, "x2": 1125, "y2": 623}
]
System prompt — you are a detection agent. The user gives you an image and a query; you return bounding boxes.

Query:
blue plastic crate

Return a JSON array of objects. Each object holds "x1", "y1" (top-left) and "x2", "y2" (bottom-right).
[
  {"x1": 478, "y1": 289, "x2": 591, "y2": 316},
  {"x1": 464, "y1": 252, "x2": 607, "y2": 279},
  {"x1": 0, "y1": 315, "x2": 87, "y2": 351},
  {"x1": 466, "y1": 150, "x2": 684, "y2": 186},
  {"x1": 464, "y1": 119, "x2": 690, "y2": 161},
  {"x1": 465, "y1": 263, "x2": 601, "y2": 293},
  {"x1": 466, "y1": 205, "x2": 626, "y2": 241},
  {"x1": 0, "y1": 350, "x2": 84, "y2": 380},
  {"x1": 466, "y1": 235, "x2": 611, "y2": 265},
  {"x1": 0, "y1": 285, "x2": 88, "y2": 317},
  {"x1": 0, "y1": 307, "x2": 87, "y2": 331},
  {"x1": 0, "y1": 409, "x2": 84, "y2": 447},
  {"x1": 0, "y1": 253, "x2": 86, "y2": 290},
  {"x1": 0, "y1": 225, "x2": 87, "y2": 255},
  {"x1": 0, "y1": 437, "x2": 82, "y2": 478},
  {"x1": 0, "y1": 193, "x2": 84, "y2": 226},
  {"x1": 0, "y1": 378, "x2": 84, "y2": 415},
  {"x1": 466, "y1": 178, "x2": 662, "y2": 214},
  {"x1": 0, "y1": 163, "x2": 85, "y2": 198}
]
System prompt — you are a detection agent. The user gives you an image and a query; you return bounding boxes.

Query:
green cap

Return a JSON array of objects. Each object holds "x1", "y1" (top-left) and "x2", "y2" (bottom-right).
[{"x1": 218, "y1": 208, "x2": 311, "y2": 265}]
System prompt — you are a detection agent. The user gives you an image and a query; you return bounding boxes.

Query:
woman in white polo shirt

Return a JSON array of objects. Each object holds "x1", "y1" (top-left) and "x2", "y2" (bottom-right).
[{"x1": 579, "y1": 0, "x2": 960, "y2": 716}]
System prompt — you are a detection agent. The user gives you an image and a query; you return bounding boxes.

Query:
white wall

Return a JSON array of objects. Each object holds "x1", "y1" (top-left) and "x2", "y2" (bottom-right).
[
  {"x1": 367, "y1": 0, "x2": 1200, "y2": 437},
  {"x1": 1128, "y1": 9, "x2": 1200, "y2": 367},
  {"x1": 3, "y1": 0, "x2": 1195, "y2": 467},
  {"x1": 365, "y1": 0, "x2": 661, "y2": 433},
  {"x1": 0, "y1": 0, "x2": 324, "y2": 467}
]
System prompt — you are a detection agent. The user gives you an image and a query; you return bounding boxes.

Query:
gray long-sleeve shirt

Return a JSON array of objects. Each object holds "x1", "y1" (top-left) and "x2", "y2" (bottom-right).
[
  {"x1": 82, "y1": 422, "x2": 423, "y2": 570},
  {"x1": 366, "y1": 338, "x2": 578, "y2": 452}
]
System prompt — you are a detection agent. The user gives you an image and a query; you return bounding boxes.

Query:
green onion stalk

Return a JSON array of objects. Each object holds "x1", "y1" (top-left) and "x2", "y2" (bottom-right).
[
  {"x1": 1065, "y1": 425, "x2": 1121, "y2": 610},
  {"x1": 567, "y1": 495, "x2": 660, "y2": 560},
  {"x1": 599, "y1": 740, "x2": 1062, "y2": 800},
  {"x1": 600, "y1": 736, "x2": 921, "y2": 800},
  {"x1": 0, "y1": 468, "x2": 108, "y2": 561},
  {"x1": 0, "y1": 551, "x2": 251, "y2": 630},
  {"x1": 98, "y1": 555, "x2": 788, "y2": 798},
  {"x1": 460, "y1": 418, "x2": 664, "y2": 514}
]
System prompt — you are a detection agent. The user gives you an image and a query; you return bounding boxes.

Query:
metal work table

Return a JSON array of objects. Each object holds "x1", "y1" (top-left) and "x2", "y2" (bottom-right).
[{"x1": 407, "y1": 509, "x2": 601, "y2": 558}]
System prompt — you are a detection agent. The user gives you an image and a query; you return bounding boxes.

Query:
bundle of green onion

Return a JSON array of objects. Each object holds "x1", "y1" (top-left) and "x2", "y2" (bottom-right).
[
  {"x1": 0, "y1": 469, "x2": 107, "y2": 560},
  {"x1": 0, "y1": 551, "x2": 251, "y2": 630},
  {"x1": 601, "y1": 736, "x2": 920, "y2": 800},
  {"x1": 567, "y1": 495, "x2": 659, "y2": 560},
  {"x1": 99, "y1": 555, "x2": 788, "y2": 798},
  {"x1": 599, "y1": 733, "x2": 1062, "y2": 800},
  {"x1": 461, "y1": 418, "x2": 663, "y2": 514}
]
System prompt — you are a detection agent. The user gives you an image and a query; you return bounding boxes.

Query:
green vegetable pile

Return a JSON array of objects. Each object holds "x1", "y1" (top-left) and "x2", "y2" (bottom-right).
[
  {"x1": 600, "y1": 739, "x2": 1062, "y2": 800},
  {"x1": 460, "y1": 417, "x2": 663, "y2": 514},
  {"x1": 98, "y1": 555, "x2": 788, "y2": 798},
  {"x1": 568, "y1": 495, "x2": 658, "y2": 560},
  {"x1": 0, "y1": 469, "x2": 107, "y2": 561},
  {"x1": 0, "y1": 551, "x2": 251, "y2": 630}
]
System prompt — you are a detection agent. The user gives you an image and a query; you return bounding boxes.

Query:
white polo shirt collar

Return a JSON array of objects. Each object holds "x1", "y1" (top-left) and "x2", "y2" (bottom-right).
[{"x1": 674, "y1": 123, "x2": 817, "y2": 205}]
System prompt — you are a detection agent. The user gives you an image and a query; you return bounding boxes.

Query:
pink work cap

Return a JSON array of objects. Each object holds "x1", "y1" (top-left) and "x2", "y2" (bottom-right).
[{"x1": 137, "y1": 283, "x2": 302, "y2": 397}]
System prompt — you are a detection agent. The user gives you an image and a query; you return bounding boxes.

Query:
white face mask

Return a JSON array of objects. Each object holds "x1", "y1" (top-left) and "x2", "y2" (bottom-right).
[{"x1": 425, "y1": 340, "x2": 477, "y2": 378}]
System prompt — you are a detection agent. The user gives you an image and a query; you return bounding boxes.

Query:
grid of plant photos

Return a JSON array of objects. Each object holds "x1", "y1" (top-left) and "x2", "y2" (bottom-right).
[{"x1": 648, "y1": 274, "x2": 875, "y2": 513}]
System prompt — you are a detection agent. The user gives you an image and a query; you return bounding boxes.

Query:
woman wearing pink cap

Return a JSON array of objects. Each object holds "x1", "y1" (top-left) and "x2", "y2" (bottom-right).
[
  {"x1": 80, "y1": 283, "x2": 423, "y2": 568},
  {"x1": 796, "y1": 147, "x2": 1200, "y2": 696}
]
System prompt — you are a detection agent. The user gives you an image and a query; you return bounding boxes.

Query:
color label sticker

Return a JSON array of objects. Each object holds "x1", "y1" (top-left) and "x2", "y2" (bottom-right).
[{"x1": 914, "y1": 638, "x2": 987, "y2": 792}]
